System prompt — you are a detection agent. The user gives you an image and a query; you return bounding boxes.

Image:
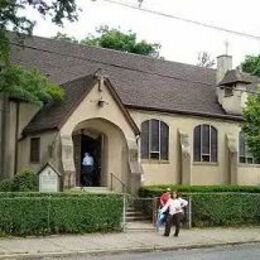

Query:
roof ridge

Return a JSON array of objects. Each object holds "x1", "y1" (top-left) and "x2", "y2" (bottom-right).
[
  {"x1": 19, "y1": 33, "x2": 216, "y2": 72},
  {"x1": 61, "y1": 73, "x2": 95, "y2": 87},
  {"x1": 11, "y1": 41, "x2": 214, "y2": 87}
]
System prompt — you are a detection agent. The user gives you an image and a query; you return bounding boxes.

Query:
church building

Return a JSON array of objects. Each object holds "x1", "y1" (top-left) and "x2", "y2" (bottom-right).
[{"x1": 0, "y1": 35, "x2": 259, "y2": 192}]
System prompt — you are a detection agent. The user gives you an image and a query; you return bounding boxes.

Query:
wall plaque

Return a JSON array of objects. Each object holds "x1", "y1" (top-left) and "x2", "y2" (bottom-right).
[{"x1": 38, "y1": 162, "x2": 61, "y2": 192}]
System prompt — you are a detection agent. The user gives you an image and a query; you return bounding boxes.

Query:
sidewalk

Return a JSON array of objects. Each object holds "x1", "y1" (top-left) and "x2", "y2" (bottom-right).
[{"x1": 0, "y1": 226, "x2": 260, "y2": 259}]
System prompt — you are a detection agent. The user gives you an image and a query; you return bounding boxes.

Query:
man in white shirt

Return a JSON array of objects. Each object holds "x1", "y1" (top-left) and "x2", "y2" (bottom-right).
[
  {"x1": 82, "y1": 152, "x2": 94, "y2": 186},
  {"x1": 161, "y1": 191, "x2": 188, "y2": 237}
]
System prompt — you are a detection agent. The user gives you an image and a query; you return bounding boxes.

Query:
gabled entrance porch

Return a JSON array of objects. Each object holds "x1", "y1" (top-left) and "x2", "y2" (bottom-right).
[
  {"x1": 71, "y1": 118, "x2": 129, "y2": 192},
  {"x1": 58, "y1": 74, "x2": 142, "y2": 193}
]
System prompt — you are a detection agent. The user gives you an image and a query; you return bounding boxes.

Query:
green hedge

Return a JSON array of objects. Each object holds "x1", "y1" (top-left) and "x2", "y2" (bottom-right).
[
  {"x1": 0, "y1": 192, "x2": 123, "y2": 198},
  {"x1": 139, "y1": 185, "x2": 260, "y2": 227},
  {"x1": 139, "y1": 185, "x2": 260, "y2": 197},
  {"x1": 0, "y1": 170, "x2": 38, "y2": 192},
  {"x1": 0, "y1": 194, "x2": 123, "y2": 236},
  {"x1": 191, "y1": 193, "x2": 260, "y2": 227},
  {"x1": 0, "y1": 179, "x2": 13, "y2": 192}
]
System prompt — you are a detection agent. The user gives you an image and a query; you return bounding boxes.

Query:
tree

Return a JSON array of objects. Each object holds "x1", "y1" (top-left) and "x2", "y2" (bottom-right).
[
  {"x1": 0, "y1": 0, "x2": 78, "y2": 177},
  {"x1": 54, "y1": 26, "x2": 161, "y2": 58},
  {"x1": 0, "y1": 0, "x2": 78, "y2": 103},
  {"x1": 196, "y1": 52, "x2": 215, "y2": 68},
  {"x1": 0, "y1": 65, "x2": 64, "y2": 105},
  {"x1": 241, "y1": 55, "x2": 260, "y2": 77},
  {"x1": 242, "y1": 93, "x2": 260, "y2": 162},
  {"x1": 240, "y1": 55, "x2": 260, "y2": 161},
  {"x1": 53, "y1": 32, "x2": 78, "y2": 44}
]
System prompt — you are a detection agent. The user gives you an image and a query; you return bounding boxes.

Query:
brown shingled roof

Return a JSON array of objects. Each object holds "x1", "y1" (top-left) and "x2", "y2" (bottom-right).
[
  {"x1": 219, "y1": 69, "x2": 252, "y2": 86},
  {"x1": 23, "y1": 74, "x2": 97, "y2": 134},
  {"x1": 23, "y1": 73, "x2": 140, "y2": 135},
  {"x1": 10, "y1": 34, "x2": 257, "y2": 134}
]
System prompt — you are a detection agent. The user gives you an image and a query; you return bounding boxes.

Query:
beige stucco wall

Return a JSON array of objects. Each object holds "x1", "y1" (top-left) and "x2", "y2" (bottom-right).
[
  {"x1": 221, "y1": 90, "x2": 248, "y2": 115},
  {"x1": 18, "y1": 131, "x2": 58, "y2": 173},
  {"x1": 18, "y1": 103, "x2": 40, "y2": 138},
  {"x1": 4, "y1": 101, "x2": 17, "y2": 178},
  {"x1": 59, "y1": 81, "x2": 137, "y2": 189},
  {"x1": 13, "y1": 82, "x2": 259, "y2": 187},
  {"x1": 237, "y1": 165, "x2": 260, "y2": 185},
  {"x1": 0, "y1": 98, "x2": 40, "y2": 178},
  {"x1": 130, "y1": 109, "x2": 259, "y2": 186},
  {"x1": 61, "y1": 82, "x2": 136, "y2": 140}
]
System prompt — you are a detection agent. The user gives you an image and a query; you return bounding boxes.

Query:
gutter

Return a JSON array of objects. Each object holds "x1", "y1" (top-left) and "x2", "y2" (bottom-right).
[{"x1": 125, "y1": 104, "x2": 244, "y2": 122}]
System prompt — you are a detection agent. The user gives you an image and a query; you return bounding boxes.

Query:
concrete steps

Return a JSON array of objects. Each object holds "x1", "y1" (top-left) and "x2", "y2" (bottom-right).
[{"x1": 125, "y1": 204, "x2": 153, "y2": 231}]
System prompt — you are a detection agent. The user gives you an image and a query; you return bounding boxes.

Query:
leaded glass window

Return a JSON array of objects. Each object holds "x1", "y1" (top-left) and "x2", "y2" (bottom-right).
[
  {"x1": 141, "y1": 119, "x2": 169, "y2": 160},
  {"x1": 193, "y1": 124, "x2": 218, "y2": 162}
]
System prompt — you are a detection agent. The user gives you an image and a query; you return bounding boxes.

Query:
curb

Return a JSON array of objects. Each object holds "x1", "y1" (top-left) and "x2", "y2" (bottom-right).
[{"x1": 0, "y1": 240, "x2": 260, "y2": 259}]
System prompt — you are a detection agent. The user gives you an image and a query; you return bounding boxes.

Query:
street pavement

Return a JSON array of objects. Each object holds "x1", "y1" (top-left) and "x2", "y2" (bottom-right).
[
  {"x1": 0, "y1": 227, "x2": 260, "y2": 259},
  {"x1": 52, "y1": 243, "x2": 260, "y2": 260}
]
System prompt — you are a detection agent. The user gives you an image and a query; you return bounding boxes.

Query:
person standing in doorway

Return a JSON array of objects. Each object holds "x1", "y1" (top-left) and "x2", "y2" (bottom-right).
[
  {"x1": 161, "y1": 191, "x2": 188, "y2": 237},
  {"x1": 82, "y1": 152, "x2": 94, "y2": 186}
]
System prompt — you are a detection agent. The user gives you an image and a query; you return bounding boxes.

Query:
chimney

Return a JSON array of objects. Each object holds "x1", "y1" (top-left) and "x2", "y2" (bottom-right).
[{"x1": 216, "y1": 55, "x2": 232, "y2": 84}]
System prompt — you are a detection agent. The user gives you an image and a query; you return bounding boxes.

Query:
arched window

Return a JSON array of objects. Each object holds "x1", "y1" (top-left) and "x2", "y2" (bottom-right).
[
  {"x1": 193, "y1": 124, "x2": 218, "y2": 162},
  {"x1": 141, "y1": 119, "x2": 169, "y2": 160},
  {"x1": 239, "y1": 132, "x2": 258, "y2": 164}
]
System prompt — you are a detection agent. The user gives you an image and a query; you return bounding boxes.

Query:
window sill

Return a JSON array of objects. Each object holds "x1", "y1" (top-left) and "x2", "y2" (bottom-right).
[
  {"x1": 238, "y1": 163, "x2": 260, "y2": 168},
  {"x1": 193, "y1": 162, "x2": 219, "y2": 166},
  {"x1": 141, "y1": 159, "x2": 170, "y2": 164},
  {"x1": 30, "y1": 161, "x2": 40, "y2": 165}
]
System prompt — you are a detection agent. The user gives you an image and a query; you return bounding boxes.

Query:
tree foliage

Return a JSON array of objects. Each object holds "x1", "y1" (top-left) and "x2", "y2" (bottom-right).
[
  {"x1": 53, "y1": 32, "x2": 78, "y2": 44},
  {"x1": 241, "y1": 55, "x2": 260, "y2": 77},
  {"x1": 240, "y1": 55, "x2": 260, "y2": 161},
  {"x1": 0, "y1": 0, "x2": 78, "y2": 103},
  {"x1": 0, "y1": 65, "x2": 64, "y2": 105},
  {"x1": 242, "y1": 93, "x2": 260, "y2": 162},
  {"x1": 54, "y1": 26, "x2": 161, "y2": 58},
  {"x1": 196, "y1": 51, "x2": 215, "y2": 68}
]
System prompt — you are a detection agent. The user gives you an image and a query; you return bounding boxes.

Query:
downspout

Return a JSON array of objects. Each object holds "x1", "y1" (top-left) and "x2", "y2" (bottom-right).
[{"x1": 14, "y1": 101, "x2": 20, "y2": 175}]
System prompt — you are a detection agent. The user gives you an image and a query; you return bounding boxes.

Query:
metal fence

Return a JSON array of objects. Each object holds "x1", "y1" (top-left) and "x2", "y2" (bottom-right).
[
  {"x1": 122, "y1": 195, "x2": 192, "y2": 231},
  {"x1": 122, "y1": 192, "x2": 260, "y2": 230}
]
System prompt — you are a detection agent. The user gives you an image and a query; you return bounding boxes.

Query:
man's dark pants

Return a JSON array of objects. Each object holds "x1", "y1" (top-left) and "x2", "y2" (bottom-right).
[
  {"x1": 83, "y1": 165, "x2": 94, "y2": 186},
  {"x1": 164, "y1": 212, "x2": 184, "y2": 237}
]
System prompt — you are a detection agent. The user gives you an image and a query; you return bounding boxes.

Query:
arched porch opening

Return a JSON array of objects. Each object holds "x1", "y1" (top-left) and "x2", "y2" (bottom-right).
[{"x1": 72, "y1": 118, "x2": 129, "y2": 191}]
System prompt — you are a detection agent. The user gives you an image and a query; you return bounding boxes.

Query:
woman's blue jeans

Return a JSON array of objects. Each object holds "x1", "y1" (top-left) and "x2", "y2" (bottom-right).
[{"x1": 156, "y1": 211, "x2": 167, "y2": 232}]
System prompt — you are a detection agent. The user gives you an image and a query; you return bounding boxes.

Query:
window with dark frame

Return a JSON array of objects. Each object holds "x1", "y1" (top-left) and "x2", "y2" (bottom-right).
[
  {"x1": 141, "y1": 119, "x2": 169, "y2": 160},
  {"x1": 193, "y1": 124, "x2": 218, "y2": 162},
  {"x1": 30, "y1": 137, "x2": 40, "y2": 163},
  {"x1": 239, "y1": 132, "x2": 258, "y2": 164},
  {"x1": 224, "y1": 86, "x2": 233, "y2": 97}
]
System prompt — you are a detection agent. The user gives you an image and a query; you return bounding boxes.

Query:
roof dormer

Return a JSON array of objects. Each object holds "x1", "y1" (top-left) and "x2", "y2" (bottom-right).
[{"x1": 217, "y1": 69, "x2": 251, "y2": 115}]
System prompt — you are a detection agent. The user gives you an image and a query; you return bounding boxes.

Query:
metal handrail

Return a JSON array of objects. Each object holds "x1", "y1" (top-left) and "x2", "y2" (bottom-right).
[{"x1": 110, "y1": 172, "x2": 126, "y2": 193}]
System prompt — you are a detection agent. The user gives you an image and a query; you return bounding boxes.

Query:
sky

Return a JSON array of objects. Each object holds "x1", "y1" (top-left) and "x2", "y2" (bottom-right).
[{"x1": 25, "y1": 0, "x2": 260, "y2": 67}]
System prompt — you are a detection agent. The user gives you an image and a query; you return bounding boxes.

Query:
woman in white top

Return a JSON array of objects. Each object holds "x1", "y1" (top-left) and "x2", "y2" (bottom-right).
[{"x1": 161, "y1": 191, "x2": 188, "y2": 237}]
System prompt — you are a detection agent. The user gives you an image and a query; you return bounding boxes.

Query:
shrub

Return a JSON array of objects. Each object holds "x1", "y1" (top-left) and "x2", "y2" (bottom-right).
[
  {"x1": 139, "y1": 185, "x2": 260, "y2": 227},
  {"x1": 0, "y1": 192, "x2": 123, "y2": 199},
  {"x1": 139, "y1": 184, "x2": 260, "y2": 197},
  {"x1": 12, "y1": 170, "x2": 38, "y2": 191},
  {"x1": 0, "y1": 194, "x2": 123, "y2": 236},
  {"x1": 0, "y1": 170, "x2": 38, "y2": 192},
  {"x1": 191, "y1": 193, "x2": 260, "y2": 227},
  {"x1": 0, "y1": 179, "x2": 13, "y2": 192}
]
